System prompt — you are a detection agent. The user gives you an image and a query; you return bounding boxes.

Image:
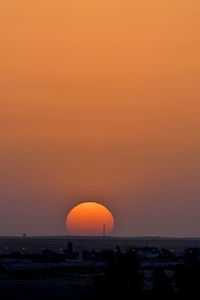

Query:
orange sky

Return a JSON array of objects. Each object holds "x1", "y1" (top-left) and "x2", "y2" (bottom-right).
[{"x1": 0, "y1": 0, "x2": 200, "y2": 236}]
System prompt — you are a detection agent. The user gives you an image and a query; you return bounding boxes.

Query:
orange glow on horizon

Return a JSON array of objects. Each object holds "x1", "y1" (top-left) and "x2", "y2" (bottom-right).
[{"x1": 66, "y1": 202, "x2": 114, "y2": 236}]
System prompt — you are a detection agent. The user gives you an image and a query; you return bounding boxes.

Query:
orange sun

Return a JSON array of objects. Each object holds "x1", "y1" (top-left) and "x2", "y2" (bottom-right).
[{"x1": 66, "y1": 202, "x2": 114, "y2": 236}]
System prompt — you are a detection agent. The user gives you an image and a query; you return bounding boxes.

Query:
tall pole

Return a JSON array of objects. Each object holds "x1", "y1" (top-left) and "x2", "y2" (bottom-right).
[{"x1": 103, "y1": 224, "x2": 106, "y2": 237}]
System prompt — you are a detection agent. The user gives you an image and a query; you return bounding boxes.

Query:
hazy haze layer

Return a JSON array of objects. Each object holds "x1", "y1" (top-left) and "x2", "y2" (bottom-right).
[{"x1": 0, "y1": 0, "x2": 200, "y2": 236}]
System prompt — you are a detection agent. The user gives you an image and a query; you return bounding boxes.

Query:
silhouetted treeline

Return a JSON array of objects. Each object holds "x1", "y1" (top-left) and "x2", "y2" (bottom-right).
[
  {"x1": 84, "y1": 248, "x2": 142, "y2": 300},
  {"x1": 84, "y1": 248, "x2": 200, "y2": 300},
  {"x1": 1, "y1": 246, "x2": 200, "y2": 299}
]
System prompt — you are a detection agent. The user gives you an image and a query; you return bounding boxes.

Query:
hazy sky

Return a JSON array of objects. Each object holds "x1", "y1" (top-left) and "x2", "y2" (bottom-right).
[{"x1": 0, "y1": 0, "x2": 200, "y2": 236}]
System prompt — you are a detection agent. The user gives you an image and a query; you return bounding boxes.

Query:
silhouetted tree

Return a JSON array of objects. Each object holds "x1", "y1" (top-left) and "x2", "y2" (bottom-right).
[
  {"x1": 179, "y1": 250, "x2": 200, "y2": 299},
  {"x1": 0, "y1": 263, "x2": 6, "y2": 274},
  {"x1": 153, "y1": 269, "x2": 174, "y2": 300},
  {"x1": 85, "y1": 249, "x2": 143, "y2": 300}
]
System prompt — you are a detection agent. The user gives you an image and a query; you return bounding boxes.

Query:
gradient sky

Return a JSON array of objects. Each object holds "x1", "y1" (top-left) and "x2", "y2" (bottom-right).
[{"x1": 0, "y1": 0, "x2": 200, "y2": 236}]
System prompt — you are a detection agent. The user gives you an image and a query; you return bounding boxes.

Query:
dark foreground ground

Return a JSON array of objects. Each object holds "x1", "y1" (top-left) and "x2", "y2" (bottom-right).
[
  {"x1": 1, "y1": 236, "x2": 200, "y2": 253},
  {"x1": 0, "y1": 236, "x2": 200, "y2": 299}
]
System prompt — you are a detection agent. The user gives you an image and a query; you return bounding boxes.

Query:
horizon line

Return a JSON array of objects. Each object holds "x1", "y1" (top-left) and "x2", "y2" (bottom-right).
[{"x1": 1, "y1": 235, "x2": 200, "y2": 239}]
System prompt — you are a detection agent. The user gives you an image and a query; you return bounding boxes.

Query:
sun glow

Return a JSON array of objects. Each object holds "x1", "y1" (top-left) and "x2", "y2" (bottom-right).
[{"x1": 66, "y1": 202, "x2": 114, "y2": 236}]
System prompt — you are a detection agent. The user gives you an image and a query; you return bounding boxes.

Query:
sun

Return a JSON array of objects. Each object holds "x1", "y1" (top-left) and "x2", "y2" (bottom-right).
[{"x1": 66, "y1": 202, "x2": 114, "y2": 236}]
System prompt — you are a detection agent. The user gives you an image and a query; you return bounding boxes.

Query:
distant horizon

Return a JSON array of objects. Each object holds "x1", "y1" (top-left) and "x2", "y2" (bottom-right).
[{"x1": 1, "y1": 235, "x2": 200, "y2": 240}]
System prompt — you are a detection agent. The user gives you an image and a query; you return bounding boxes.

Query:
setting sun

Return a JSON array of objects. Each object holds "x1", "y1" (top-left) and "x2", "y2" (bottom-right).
[{"x1": 66, "y1": 202, "x2": 114, "y2": 236}]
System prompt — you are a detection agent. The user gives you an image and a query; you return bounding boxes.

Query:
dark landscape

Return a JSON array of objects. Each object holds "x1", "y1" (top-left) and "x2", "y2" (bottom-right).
[
  {"x1": 1, "y1": 236, "x2": 200, "y2": 253},
  {"x1": 1, "y1": 236, "x2": 200, "y2": 299}
]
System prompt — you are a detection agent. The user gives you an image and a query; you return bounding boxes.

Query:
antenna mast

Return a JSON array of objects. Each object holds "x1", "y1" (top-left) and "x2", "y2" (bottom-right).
[{"x1": 103, "y1": 224, "x2": 106, "y2": 237}]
